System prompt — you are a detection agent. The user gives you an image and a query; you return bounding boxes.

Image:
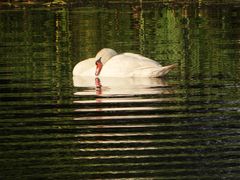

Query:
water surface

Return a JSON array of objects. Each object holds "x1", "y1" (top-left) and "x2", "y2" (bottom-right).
[{"x1": 0, "y1": 1, "x2": 240, "y2": 179}]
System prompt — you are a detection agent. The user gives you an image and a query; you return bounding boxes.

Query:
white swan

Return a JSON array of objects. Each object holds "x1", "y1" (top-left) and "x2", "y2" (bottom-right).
[{"x1": 73, "y1": 48, "x2": 177, "y2": 77}]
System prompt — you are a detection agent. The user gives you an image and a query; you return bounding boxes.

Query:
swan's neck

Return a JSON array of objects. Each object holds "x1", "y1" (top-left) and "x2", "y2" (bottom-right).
[{"x1": 95, "y1": 48, "x2": 118, "y2": 65}]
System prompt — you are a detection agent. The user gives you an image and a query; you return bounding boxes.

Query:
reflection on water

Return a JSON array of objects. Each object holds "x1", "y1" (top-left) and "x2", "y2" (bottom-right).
[
  {"x1": 1, "y1": 1, "x2": 240, "y2": 179},
  {"x1": 73, "y1": 76, "x2": 172, "y2": 96},
  {"x1": 73, "y1": 76, "x2": 176, "y2": 115}
]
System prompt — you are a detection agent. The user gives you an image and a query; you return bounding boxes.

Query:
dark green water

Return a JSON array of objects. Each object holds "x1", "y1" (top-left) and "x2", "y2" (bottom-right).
[{"x1": 1, "y1": 2, "x2": 240, "y2": 179}]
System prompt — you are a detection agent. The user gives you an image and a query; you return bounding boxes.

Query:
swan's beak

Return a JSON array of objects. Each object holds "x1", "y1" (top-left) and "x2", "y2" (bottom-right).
[{"x1": 95, "y1": 58, "x2": 103, "y2": 76}]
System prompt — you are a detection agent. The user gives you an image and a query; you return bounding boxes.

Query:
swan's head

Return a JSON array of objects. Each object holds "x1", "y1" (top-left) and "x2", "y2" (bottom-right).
[{"x1": 95, "y1": 48, "x2": 117, "y2": 76}]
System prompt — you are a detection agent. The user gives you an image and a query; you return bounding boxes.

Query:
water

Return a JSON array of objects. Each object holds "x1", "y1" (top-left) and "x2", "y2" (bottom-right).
[{"x1": 1, "y1": 1, "x2": 240, "y2": 179}]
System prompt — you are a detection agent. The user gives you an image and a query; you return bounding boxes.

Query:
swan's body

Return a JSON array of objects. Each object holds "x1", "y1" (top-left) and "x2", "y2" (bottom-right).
[{"x1": 73, "y1": 48, "x2": 176, "y2": 77}]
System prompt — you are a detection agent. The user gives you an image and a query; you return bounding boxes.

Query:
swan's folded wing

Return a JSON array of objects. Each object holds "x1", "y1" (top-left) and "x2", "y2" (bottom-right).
[
  {"x1": 131, "y1": 66, "x2": 163, "y2": 77},
  {"x1": 101, "y1": 54, "x2": 163, "y2": 77},
  {"x1": 122, "y1": 53, "x2": 161, "y2": 66},
  {"x1": 131, "y1": 64, "x2": 176, "y2": 77}
]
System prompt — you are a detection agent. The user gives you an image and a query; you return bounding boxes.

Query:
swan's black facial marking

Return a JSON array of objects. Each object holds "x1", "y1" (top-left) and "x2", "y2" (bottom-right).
[
  {"x1": 95, "y1": 57, "x2": 103, "y2": 76},
  {"x1": 95, "y1": 57, "x2": 102, "y2": 65}
]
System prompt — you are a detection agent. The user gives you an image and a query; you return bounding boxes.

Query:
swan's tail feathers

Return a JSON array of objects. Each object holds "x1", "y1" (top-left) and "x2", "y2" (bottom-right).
[{"x1": 158, "y1": 63, "x2": 177, "y2": 77}]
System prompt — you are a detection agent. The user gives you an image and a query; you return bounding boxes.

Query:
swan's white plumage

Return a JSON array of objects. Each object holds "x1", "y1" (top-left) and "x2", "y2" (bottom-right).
[{"x1": 73, "y1": 48, "x2": 176, "y2": 77}]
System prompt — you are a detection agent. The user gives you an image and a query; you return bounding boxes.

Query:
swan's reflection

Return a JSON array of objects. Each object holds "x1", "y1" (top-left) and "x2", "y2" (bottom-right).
[
  {"x1": 73, "y1": 76, "x2": 175, "y2": 114},
  {"x1": 73, "y1": 76, "x2": 172, "y2": 96},
  {"x1": 72, "y1": 77, "x2": 178, "y2": 159}
]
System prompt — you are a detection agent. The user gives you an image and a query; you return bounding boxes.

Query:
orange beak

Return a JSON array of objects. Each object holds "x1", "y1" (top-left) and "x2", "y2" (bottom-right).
[{"x1": 95, "y1": 58, "x2": 103, "y2": 76}]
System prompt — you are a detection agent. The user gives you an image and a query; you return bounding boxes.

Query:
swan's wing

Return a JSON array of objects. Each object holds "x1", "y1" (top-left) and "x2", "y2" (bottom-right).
[
  {"x1": 122, "y1": 53, "x2": 161, "y2": 67},
  {"x1": 102, "y1": 53, "x2": 175, "y2": 77},
  {"x1": 100, "y1": 54, "x2": 162, "y2": 77},
  {"x1": 132, "y1": 64, "x2": 177, "y2": 77},
  {"x1": 106, "y1": 53, "x2": 161, "y2": 68}
]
